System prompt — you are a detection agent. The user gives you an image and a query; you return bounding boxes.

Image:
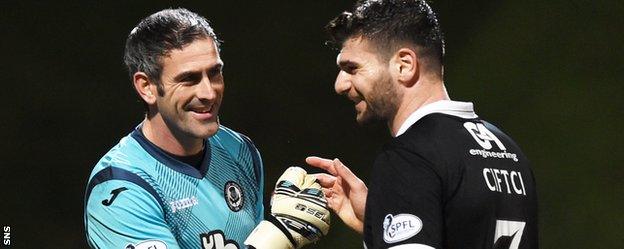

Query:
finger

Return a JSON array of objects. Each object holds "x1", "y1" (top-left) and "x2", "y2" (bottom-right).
[
  {"x1": 277, "y1": 166, "x2": 306, "y2": 186},
  {"x1": 306, "y1": 156, "x2": 338, "y2": 175},
  {"x1": 334, "y1": 176, "x2": 345, "y2": 195},
  {"x1": 310, "y1": 173, "x2": 336, "y2": 188},
  {"x1": 334, "y1": 159, "x2": 362, "y2": 188},
  {"x1": 321, "y1": 188, "x2": 333, "y2": 198},
  {"x1": 304, "y1": 174, "x2": 319, "y2": 188}
]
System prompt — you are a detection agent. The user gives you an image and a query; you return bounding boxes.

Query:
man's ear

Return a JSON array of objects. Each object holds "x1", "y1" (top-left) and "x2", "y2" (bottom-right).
[
  {"x1": 391, "y1": 48, "x2": 419, "y2": 87},
  {"x1": 133, "y1": 72, "x2": 157, "y2": 105}
]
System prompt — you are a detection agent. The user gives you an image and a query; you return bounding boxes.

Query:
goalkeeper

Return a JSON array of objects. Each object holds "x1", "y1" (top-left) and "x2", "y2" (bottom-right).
[{"x1": 84, "y1": 8, "x2": 329, "y2": 249}]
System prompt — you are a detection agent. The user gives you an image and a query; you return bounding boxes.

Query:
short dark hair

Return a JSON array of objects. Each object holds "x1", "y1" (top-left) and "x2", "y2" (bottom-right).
[
  {"x1": 326, "y1": 0, "x2": 444, "y2": 72},
  {"x1": 124, "y1": 8, "x2": 220, "y2": 95}
]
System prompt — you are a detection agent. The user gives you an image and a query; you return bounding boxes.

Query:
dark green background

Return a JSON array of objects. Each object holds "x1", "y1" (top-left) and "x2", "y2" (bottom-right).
[{"x1": 1, "y1": 1, "x2": 622, "y2": 248}]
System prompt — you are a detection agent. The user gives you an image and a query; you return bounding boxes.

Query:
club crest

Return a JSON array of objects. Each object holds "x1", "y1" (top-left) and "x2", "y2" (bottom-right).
[{"x1": 224, "y1": 181, "x2": 244, "y2": 212}]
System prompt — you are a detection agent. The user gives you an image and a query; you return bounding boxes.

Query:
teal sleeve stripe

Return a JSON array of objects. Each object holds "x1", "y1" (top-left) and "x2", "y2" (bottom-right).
[
  {"x1": 239, "y1": 134, "x2": 262, "y2": 185},
  {"x1": 85, "y1": 167, "x2": 163, "y2": 211}
]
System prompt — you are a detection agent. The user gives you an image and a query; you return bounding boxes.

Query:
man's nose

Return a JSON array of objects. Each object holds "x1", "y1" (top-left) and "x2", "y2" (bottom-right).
[
  {"x1": 334, "y1": 71, "x2": 351, "y2": 95},
  {"x1": 196, "y1": 76, "x2": 216, "y2": 100}
]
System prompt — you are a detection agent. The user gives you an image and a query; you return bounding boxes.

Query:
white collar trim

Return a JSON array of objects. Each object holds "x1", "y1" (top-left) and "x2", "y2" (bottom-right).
[{"x1": 395, "y1": 100, "x2": 478, "y2": 137}]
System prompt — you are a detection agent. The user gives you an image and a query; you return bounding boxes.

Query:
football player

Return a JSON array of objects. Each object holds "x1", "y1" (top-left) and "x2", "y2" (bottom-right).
[
  {"x1": 84, "y1": 8, "x2": 329, "y2": 249},
  {"x1": 307, "y1": 1, "x2": 538, "y2": 248}
]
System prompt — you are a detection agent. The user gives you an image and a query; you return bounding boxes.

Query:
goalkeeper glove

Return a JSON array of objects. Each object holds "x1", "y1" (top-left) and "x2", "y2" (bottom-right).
[{"x1": 245, "y1": 167, "x2": 330, "y2": 249}]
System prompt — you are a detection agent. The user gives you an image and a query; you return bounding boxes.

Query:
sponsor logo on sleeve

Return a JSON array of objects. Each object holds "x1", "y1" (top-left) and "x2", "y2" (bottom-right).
[
  {"x1": 125, "y1": 240, "x2": 167, "y2": 249},
  {"x1": 102, "y1": 187, "x2": 128, "y2": 206},
  {"x1": 382, "y1": 214, "x2": 423, "y2": 244}
]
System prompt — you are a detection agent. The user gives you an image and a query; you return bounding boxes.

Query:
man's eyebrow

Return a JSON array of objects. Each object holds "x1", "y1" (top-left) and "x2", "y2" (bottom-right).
[
  {"x1": 172, "y1": 70, "x2": 202, "y2": 82},
  {"x1": 209, "y1": 63, "x2": 224, "y2": 73},
  {"x1": 172, "y1": 63, "x2": 224, "y2": 82},
  {"x1": 338, "y1": 60, "x2": 358, "y2": 68}
]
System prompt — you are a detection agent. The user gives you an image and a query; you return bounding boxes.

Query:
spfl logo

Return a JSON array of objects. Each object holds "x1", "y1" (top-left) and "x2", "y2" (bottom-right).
[
  {"x1": 382, "y1": 214, "x2": 422, "y2": 243},
  {"x1": 3, "y1": 226, "x2": 10, "y2": 246}
]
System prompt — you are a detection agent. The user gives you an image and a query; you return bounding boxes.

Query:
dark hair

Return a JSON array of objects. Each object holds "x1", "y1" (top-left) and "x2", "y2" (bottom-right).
[
  {"x1": 124, "y1": 8, "x2": 220, "y2": 95},
  {"x1": 326, "y1": 0, "x2": 444, "y2": 72}
]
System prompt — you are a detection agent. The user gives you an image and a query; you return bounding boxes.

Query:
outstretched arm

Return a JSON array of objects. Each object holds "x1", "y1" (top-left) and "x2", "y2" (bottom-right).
[{"x1": 306, "y1": 156, "x2": 368, "y2": 234}]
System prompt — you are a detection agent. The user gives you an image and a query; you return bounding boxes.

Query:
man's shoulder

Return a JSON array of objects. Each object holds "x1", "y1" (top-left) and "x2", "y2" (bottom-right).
[
  {"x1": 210, "y1": 125, "x2": 260, "y2": 156},
  {"x1": 394, "y1": 113, "x2": 475, "y2": 150},
  {"x1": 209, "y1": 125, "x2": 263, "y2": 185},
  {"x1": 390, "y1": 113, "x2": 527, "y2": 167},
  {"x1": 88, "y1": 132, "x2": 157, "y2": 182},
  {"x1": 384, "y1": 113, "x2": 492, "y2": 171},
  {"x1": 86, "y1": 133, "x2": 164, "y2": 213},
  {"x1": 212, "y1": 125, "x2": 247, "y2": 146}
]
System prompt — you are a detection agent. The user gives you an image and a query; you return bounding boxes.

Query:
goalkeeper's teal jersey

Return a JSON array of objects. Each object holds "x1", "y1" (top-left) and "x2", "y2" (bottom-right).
[{"x1": 84, "y1": 124, "x2": 264, "y2": 249}]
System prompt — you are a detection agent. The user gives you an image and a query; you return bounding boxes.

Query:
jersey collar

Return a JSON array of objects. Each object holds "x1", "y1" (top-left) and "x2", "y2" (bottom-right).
[
  {"x1": 131, "y1": 124, "x2": 211, "y2": 178},
  {"x1": 395, "y1": 100, "x2": 478, "y2": 137}
]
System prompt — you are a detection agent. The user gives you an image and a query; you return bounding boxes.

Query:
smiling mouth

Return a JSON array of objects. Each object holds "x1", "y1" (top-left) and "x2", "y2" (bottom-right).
[
  {"x1": 347, "y1": 92, "x2": 363, "y2": 103},
  {"x1": 189, "y1": 105, "x2": 213, "y2": 113}
]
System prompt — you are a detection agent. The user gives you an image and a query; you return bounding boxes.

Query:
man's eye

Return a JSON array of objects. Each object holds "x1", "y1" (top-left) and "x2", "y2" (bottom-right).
[
  {"x1": 343, "y1": 65, "x2": 357, "y2": 74},
  {"x1": 181, "y1": 75, "x2": 201, "y2": 84},
  {"x1": 209, "y1": 68, "x2": 222, "y2": 78}
]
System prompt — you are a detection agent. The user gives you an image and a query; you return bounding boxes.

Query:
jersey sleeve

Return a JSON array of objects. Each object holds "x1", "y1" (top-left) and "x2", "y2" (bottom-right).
[
  {"x1": 240, "y1": 134, "x2": 265, "y2": 223},
  {"x1": 253, "y1": 150, "x2": 264, "y2": 223},
  {"x1": 365, "y1": 146, "x2": 443, "y2": 249},
  {"x1": 86, "y1": 179, "x2": 180, "y2": 249}
]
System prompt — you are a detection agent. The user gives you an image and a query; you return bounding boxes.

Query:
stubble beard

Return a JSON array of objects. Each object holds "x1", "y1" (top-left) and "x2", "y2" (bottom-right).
[{"x1": 357, "y1": 74, "x2": 400, "y2": 126}]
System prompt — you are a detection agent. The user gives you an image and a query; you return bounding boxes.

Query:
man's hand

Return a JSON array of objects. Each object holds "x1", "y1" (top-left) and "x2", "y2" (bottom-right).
[
  {"x1": 306, "y1": 156, "x2": 367, "y2": 234},
  {"x1": 245, "y1": 167, "x2": 330, "y2": 249}
]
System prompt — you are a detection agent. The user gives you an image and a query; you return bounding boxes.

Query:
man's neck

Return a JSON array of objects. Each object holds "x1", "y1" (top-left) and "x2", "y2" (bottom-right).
[
  {"x1": 141, "y1": 115, "x2": 204, "y2": 156},
  {"x1": 389, "y1": 81, "x2": 450, "y2": 136}
]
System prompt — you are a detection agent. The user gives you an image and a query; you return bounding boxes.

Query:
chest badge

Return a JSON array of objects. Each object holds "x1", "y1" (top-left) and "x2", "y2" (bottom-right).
[{"x1": 224, "y1": 181, "x2": 244, "y2": 212}]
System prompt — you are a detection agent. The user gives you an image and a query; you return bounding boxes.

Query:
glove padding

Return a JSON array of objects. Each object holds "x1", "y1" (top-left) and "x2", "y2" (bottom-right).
[{"x1": 245, "y1": 167, "x2": 330, "y2": 249}]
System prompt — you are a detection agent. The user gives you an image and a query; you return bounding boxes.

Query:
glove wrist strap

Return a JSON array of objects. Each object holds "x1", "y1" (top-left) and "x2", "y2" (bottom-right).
[
  {"x1": 267, "y1": 215, "x2": 298, "y2": 247},
  {"x1": 244, "y1": 219, "x2": 296, "y2": 249}
]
